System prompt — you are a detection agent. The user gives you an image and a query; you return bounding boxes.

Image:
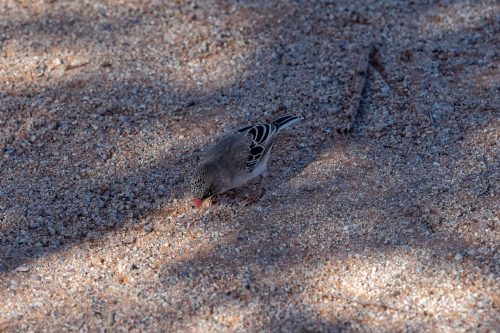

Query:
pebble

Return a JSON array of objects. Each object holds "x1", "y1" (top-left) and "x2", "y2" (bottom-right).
[
  {"x1": 144, "y1": 223, "x2": 154, "y2": 233},
  {"x1": 467, "y1": 249, "x2": 477, "y2": 256},
  {"x1": 319, "y1": 103, "x2": 339, "y2": 114},
  {"x1": 16, "y1": 266, "x2": 31, "y2": 272},
  {"x1": 254, "y1": 206, "x2": 263, "y2": 213},
  {"x1": 96, "y1": 106, "x2": 109, "y2": 115},
  {"x1": 66, "y1": 58, "x2": 89, "y2": 70},
  {"x1": 48, "y1": 58, "x2": 63, "y2": 70},
  {"x1": 123, "y1": 235, "x2": 136, "y2": 245}
]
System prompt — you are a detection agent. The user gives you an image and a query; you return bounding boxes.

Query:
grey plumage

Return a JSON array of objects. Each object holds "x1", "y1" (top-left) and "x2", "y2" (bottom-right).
[{"x1": 191, "y1": 115, "x2": 301, "y2": 206}]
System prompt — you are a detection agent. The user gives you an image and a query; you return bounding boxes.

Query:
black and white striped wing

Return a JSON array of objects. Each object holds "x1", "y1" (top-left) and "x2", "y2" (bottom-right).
[{"x1": 237, "y1": 124, "x2": 278, "y2": 171}]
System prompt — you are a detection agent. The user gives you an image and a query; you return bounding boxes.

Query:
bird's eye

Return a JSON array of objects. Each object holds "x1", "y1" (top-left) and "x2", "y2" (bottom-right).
[{"x1": 203, "y1": 190, "x2": 212, "y2": 199}]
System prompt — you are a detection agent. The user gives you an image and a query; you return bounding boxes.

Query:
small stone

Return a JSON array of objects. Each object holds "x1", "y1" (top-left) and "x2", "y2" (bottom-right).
[
  {"x1": 48, "y1": 227, "x2": 56, "y2": 236},
  {"x1": 144, "y1": 223, "x2": 154, "y2": 233},
  {"x1": 454, "y1": 253, "x2": 463, "y2": 261},
  {"x1": 66, "y1": 58, "x2": 89, "y2": 70},
  {"x1": 16, "y1": 235, "x2": 28, "y2": 244},
  {"x1": 96, "y1": 106, "x2": 109, "y2": 115},
  {"x1": 381, "y1": 85, "x2": 390, "y2": 95},
  {"x1": 157, "y1": 184, "x2": 166, "y2": 196},
  {"x1": 201, "y1": 41, "x2": 209, "y2": 53},
  {"x1": 467, "y1": 249, "x2": 477, "y2": 256},
  {"x1": 107, "y1": 312, "x2": 116, "y2": 326},
  {"x1": 16, "y1": 265, "x2": 31, "y2": 272},
  {"x1": 35, "y1": 64, "x2": 46, "y2": 77},
  {"x1": 123, "y1": 235, "x2": 136, "y2": 245},
  {"x1": 319, "y1": 103, "x2": 339, "y2": 114},
  {"x1": 302, "y1": 184, "x2": 316, "y2": 192},
  {"x1": 4, "y1": 147, "x2": 16, "y2": 155},
  {"x1": 48, "y1": 58, "x2": 63, "y2": 70}
]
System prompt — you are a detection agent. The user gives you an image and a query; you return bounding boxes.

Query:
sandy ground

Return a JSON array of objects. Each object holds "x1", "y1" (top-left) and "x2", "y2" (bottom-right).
[{"x1": 0, "y1": 0, "x2": 499, "y2": 332}]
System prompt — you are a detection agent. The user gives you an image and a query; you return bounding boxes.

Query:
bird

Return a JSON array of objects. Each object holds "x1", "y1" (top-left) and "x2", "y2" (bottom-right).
[{"x1": 191, "y1": 115, "x2": 301, "y2": 207}]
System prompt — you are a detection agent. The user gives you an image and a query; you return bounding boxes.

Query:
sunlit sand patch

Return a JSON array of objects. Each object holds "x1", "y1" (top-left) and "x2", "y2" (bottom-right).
[{"x1": 418, "y1": 0, "x2": 499, "y2": 37}]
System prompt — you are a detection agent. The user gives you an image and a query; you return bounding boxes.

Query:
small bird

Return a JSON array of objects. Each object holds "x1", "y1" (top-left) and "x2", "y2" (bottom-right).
[{"x1": 191, "y1": 115, "x2": 301, "y2": 207}]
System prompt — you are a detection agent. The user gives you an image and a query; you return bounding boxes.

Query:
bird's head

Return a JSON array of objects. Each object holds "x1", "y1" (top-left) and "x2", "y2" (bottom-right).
[{"x1": 190, "y1": 164, "x2": 215, "y2": 207}]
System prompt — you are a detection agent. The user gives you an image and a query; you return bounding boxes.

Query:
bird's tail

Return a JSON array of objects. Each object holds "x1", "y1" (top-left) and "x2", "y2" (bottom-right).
[{"x1": 272, "y1": 115, "x2": 301, "y2": 132}]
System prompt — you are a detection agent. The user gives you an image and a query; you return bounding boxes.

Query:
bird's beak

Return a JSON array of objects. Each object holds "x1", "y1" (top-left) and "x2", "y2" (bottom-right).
[{"x1": 194, "y1": 198, "x2": 203, "y2": 207}]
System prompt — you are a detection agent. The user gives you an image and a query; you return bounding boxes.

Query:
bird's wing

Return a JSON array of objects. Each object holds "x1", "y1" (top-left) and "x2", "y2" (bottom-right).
[
  {"x1": 205, "y1": 133, "x2": 251, "y2": 173},
  {"x1": 237, "y1": 123, "x2": 278, "y2": 171}
]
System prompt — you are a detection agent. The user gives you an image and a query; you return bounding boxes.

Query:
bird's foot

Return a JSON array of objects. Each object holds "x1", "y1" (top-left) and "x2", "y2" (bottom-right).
[
  {"x1": 242, "y1": 177, "x2": 264, "y2": 206},
  {"x1": 208, "y1": 195, "x2": 219, "y2": 207}
]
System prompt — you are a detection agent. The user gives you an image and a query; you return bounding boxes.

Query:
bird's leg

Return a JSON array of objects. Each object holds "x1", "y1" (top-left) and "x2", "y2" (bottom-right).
[
  {"x1": 208, "y1": 195, "x2": 218, "y2": 207},
  {"x1": 243, "y1": 175, "x2": 264, "y2": 206}
]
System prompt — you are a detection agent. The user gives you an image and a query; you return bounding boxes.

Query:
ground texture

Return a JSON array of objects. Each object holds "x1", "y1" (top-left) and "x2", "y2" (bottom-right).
[{"x1": 0, "y1": 0, "x2": 499, "y2": 332}]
